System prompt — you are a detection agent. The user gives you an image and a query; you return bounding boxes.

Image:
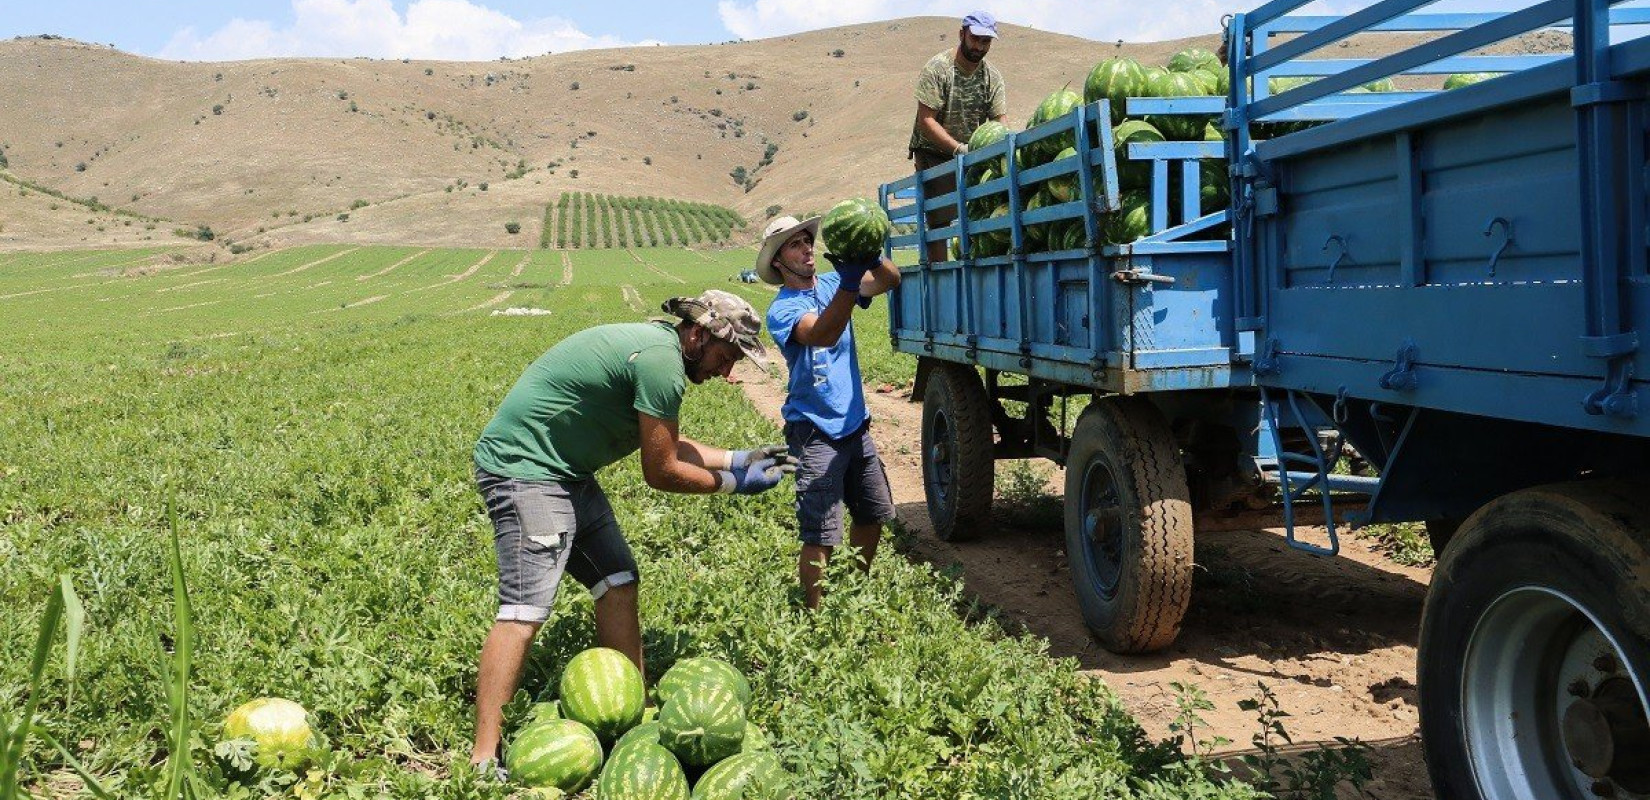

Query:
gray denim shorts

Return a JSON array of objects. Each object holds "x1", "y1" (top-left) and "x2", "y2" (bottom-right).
[
  {"x1": 784, "y1": 420, "x2": 897, "y2": 546},
  {"x1": 475, "y1": 467, "x2": 639, "y2": 623}
]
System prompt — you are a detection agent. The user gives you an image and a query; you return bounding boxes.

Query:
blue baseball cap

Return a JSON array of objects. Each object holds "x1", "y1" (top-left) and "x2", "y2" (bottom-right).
[{"x1": 962, "y1": 11, "x2": 998, "y2": 38}]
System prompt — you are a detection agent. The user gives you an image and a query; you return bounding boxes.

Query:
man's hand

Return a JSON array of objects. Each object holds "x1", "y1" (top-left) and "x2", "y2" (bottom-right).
[
  {"x1": 727, "y1": 444, "x2": 793, "y2": 470},
  {"x1": 822, "y1": 253, "x2": 875, "y2": 296},
  {"x1": 719, "y1": 457, "x2": 796, "y2": 495},
  {"x1": 954, "y1": 142, "x2": 969, "y2": 156}
]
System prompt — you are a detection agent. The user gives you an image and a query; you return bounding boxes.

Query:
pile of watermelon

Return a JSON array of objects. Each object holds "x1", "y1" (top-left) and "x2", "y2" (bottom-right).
[{"x1": 506, "y1": 647, "x2": 792, "y2": 799}]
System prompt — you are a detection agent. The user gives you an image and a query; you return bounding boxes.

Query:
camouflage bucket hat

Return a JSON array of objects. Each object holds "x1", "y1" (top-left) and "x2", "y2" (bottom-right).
[{"x1": 661, "y1": 289, "x2": 771, "y2": 371}]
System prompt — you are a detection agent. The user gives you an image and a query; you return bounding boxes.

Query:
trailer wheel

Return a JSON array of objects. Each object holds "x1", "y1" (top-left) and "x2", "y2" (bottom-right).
[
  {"x1": 1424, "y1": 518, "x2": 1460, "y2": 557},
  {"x1": 1419, "y1": 481, "x2": 1650, "y2": 800},
  {"x1": 1062, "y1": 397, "x2": 1193, "y2": 653},
  {"x1": 920, "y1": 362, "x2": 994, "y2": 542}
]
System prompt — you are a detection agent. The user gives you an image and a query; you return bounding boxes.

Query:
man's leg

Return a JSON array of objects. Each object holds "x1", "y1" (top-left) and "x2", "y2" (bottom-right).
[
  {"x1": 471, "y1": 619, "x2": 541, "y2": 765},
  {"x1": 848, "y1": 521, "x2": 881, "y2": 569},
  {"x1": 799, "y1": 543, "x2": 833, "y2": 610},
  {"x1": 593, "y1": 582, "x2": 643, "y2": 677}
]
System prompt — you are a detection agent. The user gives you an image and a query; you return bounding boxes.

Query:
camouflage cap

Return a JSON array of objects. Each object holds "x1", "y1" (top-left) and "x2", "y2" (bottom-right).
[{"x1": 661, "y1": 289, "x2": 770, "y2": 371}]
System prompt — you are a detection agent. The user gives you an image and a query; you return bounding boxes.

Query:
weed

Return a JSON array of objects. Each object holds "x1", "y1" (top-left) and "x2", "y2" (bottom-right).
[{"x1": 1238, "y1": 682, "x2": 1373, "y2": 799}]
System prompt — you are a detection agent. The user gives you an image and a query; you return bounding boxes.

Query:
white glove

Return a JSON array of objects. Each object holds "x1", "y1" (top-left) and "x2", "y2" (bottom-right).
[{"x1": 954, "y1": 143, "x2": 970, "y2": 156}]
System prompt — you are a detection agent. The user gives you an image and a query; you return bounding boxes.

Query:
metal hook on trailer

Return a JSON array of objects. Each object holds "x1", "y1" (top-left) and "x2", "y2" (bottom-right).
[
  {"x1": 1484, "y1": 217, "x2": 1513, "y2": 277},
  {"x1": 1323, "y1": 235, "x2": 1348, "y2": 283}
]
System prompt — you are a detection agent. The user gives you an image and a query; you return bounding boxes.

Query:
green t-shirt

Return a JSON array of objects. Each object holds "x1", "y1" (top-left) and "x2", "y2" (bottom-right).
[
  {"x1": 474, "y1": 321, "x2": 685, "y2": 482},
  {"x1": 908, "y1": 49, "x2": 1007, "y2": 157}
]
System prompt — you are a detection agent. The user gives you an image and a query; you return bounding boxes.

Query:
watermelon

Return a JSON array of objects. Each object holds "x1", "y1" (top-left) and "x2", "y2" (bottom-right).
[
  {"x1": 1020, "y1": 87, "x2": 1081, "y2": 168},
  {"x1": 1444, "y1": 72, "x2": 1500, "y2": 90},
  {"x1": 613, "y1": 720, "x2": 664, "y2": 754},
  {"x1": 1103, "y1": 192, "x2": 1151, "y2": 245},
  {"x1": 1145, "y1": 70, "x2": 1214, "y2": 141},
  {"x1": 597, "y1": 741, "x2": 690, "y2": 800},
  {"x1": 223, "y1": 697, "x2": 315, "y2": 770},
  {"x1": 966, "y1": 120, "x2": 1010, "y2": 178},
  {"x1": 1084, "y1": 57, "x2": 1146, "y2": 122},
  {"x1": 1267, "y1": 75, "x2": 1314, "y2": 96},
  {"x1": 1112, "y1": 120, "x2": 1165, "y2": 192},
  {"x1": 1201, "y1": 160, "x2": 1229, "y2": 215},
  {"x1": 656, "y1": 657, "x2": 752, "y2": 709},
  {"x1": 524, "y1": 701, "x2": 561, "y2": 725},
  {"x1": 1046, "y1": 147, "x2": 1079, "y2": 203},
  {"x1": 559, "y1": 647, "x2": 645, "y2": 742},
  {"x1": 1023, "y1": 190, "x2": 1055, "y2": 251},
  {"x1": 689, "y1": 751, "x2": 790, "y2": 800},
  {"x1": 658, "y1": 683, "x2": 746, "y2": 767},
  {"x1": 1049, "y1": 221, "x2": 1086, "y2": 252},
  {"x1": 508, "y1": 718, "x2": 603, "y2": 792},
  {"x1": 1168, "y1": 48, "x2": 1219, "y2": 75},
  {"x1": 820, "y1": 197, "x2": 891, "y2": 261},
  {"x1": 1360, "y1": 77, "x2": 1397, "y2": 93},
  {"x1": 972, "y1": 203, "x2": 1009, "y2": 258},
  {"x1": 739, "y1": 722, "x2": 770, "y2": 753},
  {"x1": 966, "y1": 166, "x2": 1000, "y2": 218}
]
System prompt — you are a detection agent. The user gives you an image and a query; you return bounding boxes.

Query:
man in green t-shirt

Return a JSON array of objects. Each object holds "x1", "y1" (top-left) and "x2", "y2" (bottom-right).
[
  {"x1": 468, "y1": 289, "x2": 793, "y2": 772},
  {"x1": 909, "y1": 11, "x2": 1008, "y2": 265}
]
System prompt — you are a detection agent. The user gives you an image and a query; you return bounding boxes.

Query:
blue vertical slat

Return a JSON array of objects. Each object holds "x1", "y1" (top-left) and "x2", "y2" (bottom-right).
[
  {"x1": 1151, "y1": 160, "x2": 1171, "y2": 232},
  {"x1": 1396, "y1": 132, "x2": 1423, "y2": 287},
  {"x1": 1180, "y1": 160, "x2": 1201, "y2": 227}
]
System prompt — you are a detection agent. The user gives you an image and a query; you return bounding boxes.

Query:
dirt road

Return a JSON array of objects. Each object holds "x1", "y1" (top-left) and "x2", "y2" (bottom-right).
[{"x1": 735, "y1": 365, "x2": 1433, "y2": 798}]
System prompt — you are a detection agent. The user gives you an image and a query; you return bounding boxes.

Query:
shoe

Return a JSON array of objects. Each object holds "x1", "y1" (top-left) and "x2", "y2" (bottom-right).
[{"x1": 472, "y1": 758, "x2": 509, "y2": 783}]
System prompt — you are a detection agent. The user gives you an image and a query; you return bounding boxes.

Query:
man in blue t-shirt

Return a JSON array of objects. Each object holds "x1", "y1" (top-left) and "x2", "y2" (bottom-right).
[{"x1": 758, "y1": 215, "x2": 902, "y2": 608}]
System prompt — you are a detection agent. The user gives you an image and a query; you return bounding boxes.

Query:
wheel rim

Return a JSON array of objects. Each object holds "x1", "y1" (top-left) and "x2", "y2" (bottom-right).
[
  {"x1": 1462, "y1": 586, "x2": 1650, "y2": 800},
  {"x1": 1077, "y1": 458, "x2": 1125, "y2": 599},
  {"x1": 924, "y1": 407, "x2": 954, "y2": 512}
]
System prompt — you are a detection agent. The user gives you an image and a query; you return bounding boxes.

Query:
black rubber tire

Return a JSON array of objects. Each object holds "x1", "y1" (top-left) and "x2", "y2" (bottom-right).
[
  {"x1": 920, "y1": 362, "x2": 995, "y2": 542},
  {"x1": 1062, "y1": 396, "x2": 1193, "y2": 654},
  {"x1": 1419, "y1": 480, "x2": 1650, "y2": 800}
]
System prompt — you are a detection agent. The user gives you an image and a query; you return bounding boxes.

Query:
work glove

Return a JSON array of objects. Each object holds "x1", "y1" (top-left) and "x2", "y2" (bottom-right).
[
  {"x1": 954, "y1": 143, "x2": 970, "y2": 156},
  {"x1": 718, "y1": 457, "x2": 796, "y2": 495},
  {"x1": 727, "y1": 444, "x2": 794, "y2": 470},
  {"x1": 822, "y1": 253, "x2": 876, "y2": 298}
]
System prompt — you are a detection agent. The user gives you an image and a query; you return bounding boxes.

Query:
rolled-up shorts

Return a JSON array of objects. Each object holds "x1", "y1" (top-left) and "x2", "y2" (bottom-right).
[
  {"x1": 784, "y1": 419, "x2": 897, "y2": 546},
  {"x1": 913, "y1": 149, "x2": 960, "y2": 229},
  {"x1": 475, "y1": 466, "x2": 639, "y2": 623}
]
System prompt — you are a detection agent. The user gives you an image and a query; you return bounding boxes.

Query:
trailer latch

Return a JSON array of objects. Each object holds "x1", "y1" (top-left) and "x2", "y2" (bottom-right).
[{"x1": 1111, "y1": 269, "x2": 1175, "y2": 286}]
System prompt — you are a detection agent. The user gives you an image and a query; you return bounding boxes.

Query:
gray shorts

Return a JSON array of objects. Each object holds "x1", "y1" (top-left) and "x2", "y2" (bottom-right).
[
  {"x1": 475, "y1": 467, "x2": 639, "y2": 623},
  {"x1": 785, "y1": 420, "x2": 897, "y2": 546}
]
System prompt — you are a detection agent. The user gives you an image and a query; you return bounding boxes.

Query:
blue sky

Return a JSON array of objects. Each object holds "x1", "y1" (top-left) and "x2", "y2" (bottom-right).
[{"x1": 0, "y1": 0, "x2": 1525, "y2": 61}]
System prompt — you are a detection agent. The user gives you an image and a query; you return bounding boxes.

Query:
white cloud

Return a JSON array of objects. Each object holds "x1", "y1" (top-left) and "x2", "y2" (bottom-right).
[
  {"x1": 715, "y1": 0, "x2": 1232, "y2": 43},
  {"x1": 157, "y1": 0, "x2": 659, "y2": 61}
]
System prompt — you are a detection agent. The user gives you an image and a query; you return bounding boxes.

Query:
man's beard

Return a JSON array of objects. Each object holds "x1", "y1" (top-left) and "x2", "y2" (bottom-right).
[{"x1": 961, "y1": 46, "x2": 986, "y2": 64}]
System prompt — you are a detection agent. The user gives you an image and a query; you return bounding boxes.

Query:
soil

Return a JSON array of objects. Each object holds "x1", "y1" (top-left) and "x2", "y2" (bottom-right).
[{"x1": 734, "y1": 364, "x2": 1434, "y2": 799}]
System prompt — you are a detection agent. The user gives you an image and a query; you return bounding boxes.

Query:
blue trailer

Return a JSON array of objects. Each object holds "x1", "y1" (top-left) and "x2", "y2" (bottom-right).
[{"x1": 880, "y1": 2, "x2": 1650, "y2": 797}]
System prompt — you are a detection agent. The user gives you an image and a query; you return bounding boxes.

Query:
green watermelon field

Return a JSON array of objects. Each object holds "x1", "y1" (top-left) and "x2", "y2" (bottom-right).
[{"x1": 0, "y1": 245, "x2": 1262, "y2": 798}]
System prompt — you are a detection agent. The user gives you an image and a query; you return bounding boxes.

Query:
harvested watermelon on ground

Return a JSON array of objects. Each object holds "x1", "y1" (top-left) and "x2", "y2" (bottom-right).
[
  {"x1": 222, "y1": 697, "x2": 316, "y2": 770},
  {"x1": 820, "y1": 198, "x2": 891, "y2": 261},
  {"x1": 689, "y1": 750, "x2": 791, "y2": 800},
  {"x1": 658, "y1": 682, "x2": 747, "y2": 768},
  {"x1": 559, "y1": 647, "x2": 645, "y2": 742},
  {"x1": 507, "y1": 718, "x2": 603, "y2": 792},
  {"x1": 613, "y1": 719, "x2": 663, "y2": 754},
  {"x1": 656, "y1": 657, "x2": 752, "y2": 708},
  {"x1": 597, "y1": 741, "x2": 690, "y2": 800}
]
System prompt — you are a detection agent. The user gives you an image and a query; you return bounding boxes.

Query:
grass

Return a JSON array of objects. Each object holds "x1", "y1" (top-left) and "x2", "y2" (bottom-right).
[{"x1": 0, "y1": 244, "x2": 1266, "y2": 798}]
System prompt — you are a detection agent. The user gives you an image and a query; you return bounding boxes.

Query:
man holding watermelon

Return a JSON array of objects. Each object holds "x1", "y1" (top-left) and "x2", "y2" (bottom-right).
[
  {"x1": 757, "y1": 215, "x2": 901, "y2": 609},
  {"x1": 909, "y1": 11, "x2": 1008, "y2": 265},
  {"x1": 467, "y1": 289, "x2": 794, "y2": 772}
]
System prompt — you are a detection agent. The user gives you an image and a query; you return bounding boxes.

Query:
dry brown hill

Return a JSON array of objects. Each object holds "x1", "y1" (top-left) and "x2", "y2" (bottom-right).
[{"x1": 0, "y1": 20, "x2": 1564, "y2": 253}]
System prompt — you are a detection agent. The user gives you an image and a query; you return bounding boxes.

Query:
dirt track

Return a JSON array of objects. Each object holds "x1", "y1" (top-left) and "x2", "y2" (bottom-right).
[{"x1": 735, "y1": 365, "x2": 1434, "y2": 798}]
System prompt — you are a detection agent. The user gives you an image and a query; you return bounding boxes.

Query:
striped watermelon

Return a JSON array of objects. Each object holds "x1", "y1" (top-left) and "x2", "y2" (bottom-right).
[
  {"x1": 507, "y1": 718, "x2": 603, "y2": 792},
  {"x1": 1049, "y1": 221, "x2": 1085, "y2": 252},
  {"x1": 658, "y1": 683, "x2": 746, "y2": 767},
  {"x1": 223, "y1": 697, "x2": 315, "y2": 770},
  {"x1": 820, "y1": 198, "x2": 891, "y2": 261},
  {"x1": 1112, "y1": 120, "x2": 1165, "y2": 192},
  {"x1": 1168, "y1": 48, "x2": 1219, "y2": 75},
  {"x1": 1146, "y1": 71, "x2": 1215, "y2": 141},
  {"x1": 1020, "y1": 88, "x2": 1081, "y2": 168},
  {"x1": 613, "y1": 720, "x2": 663, "y2": 754},
  {"x1": 973, "y1": 204, "x2": 1010, "y2": 258},
  {"x1": 1023, "y1": 190, "x2": 1054, "y2": 251},
  {"x1": 559, "y1": 648, "x2": 645, "y2": 742},
  {"x1": 689, "y1": 751, "x2": 790, "y2": 800},
  {"x1": 1104, "y1": 191, "x2": 1151, "y2": 245},
  {"x1": 597, "y1": 741, "x2": 689, "y2": 800},
  {"x1": 1046, "y1": 146, "x2": 1079, "y2": 203},
  {"x1": 1084, "y1": 57, "x2": 1146, "y2": 122},
  {"x1": 656, "y1": 657, "x2": 752, "y2": 709},
  {"x1": 966, "y1": 120, "x2": 1010, "y2": 178},
  {"x1": 739, "y1": 722, "x2": 769, "y2": 753},
  {"x1": 1445, "y1": 72, "x2": 1500, "y2": 90}
]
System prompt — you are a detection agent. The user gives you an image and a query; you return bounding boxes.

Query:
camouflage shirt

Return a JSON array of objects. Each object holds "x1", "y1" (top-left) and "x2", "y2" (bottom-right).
[{"x1": 909, "y1": 49, "x2": 1007, "y2": 158}]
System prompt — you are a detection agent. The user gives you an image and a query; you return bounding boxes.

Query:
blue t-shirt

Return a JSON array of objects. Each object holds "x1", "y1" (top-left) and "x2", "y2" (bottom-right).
[{"x1": 766, "y1": 271, "x2": 869, "y2": 439}]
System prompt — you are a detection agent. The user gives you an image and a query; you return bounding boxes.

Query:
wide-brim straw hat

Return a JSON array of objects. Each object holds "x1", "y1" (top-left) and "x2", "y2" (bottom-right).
[{"x1": 754, "y1": 215, "x2": 821, "y2": 285}]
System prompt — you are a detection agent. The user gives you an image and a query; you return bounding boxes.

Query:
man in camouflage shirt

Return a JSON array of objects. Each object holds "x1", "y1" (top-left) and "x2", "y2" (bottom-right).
[{"x1": 909, "y1": 11, "x2": 1007, "y2": 264}]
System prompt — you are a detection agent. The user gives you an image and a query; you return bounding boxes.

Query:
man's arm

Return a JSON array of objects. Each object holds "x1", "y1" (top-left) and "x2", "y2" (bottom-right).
[
  {"x1": 637, "y1": 414, "x2": 724, "y2": 494},
  {"x1": 789, "y1": 288, "x2": 860, "y2": 349},
  {"x1": 916, "y1": 103, "x2": 966, "y2": 156},
  {"x1": 858, "y1": 256, "x2": 902, "y2": 298}
]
